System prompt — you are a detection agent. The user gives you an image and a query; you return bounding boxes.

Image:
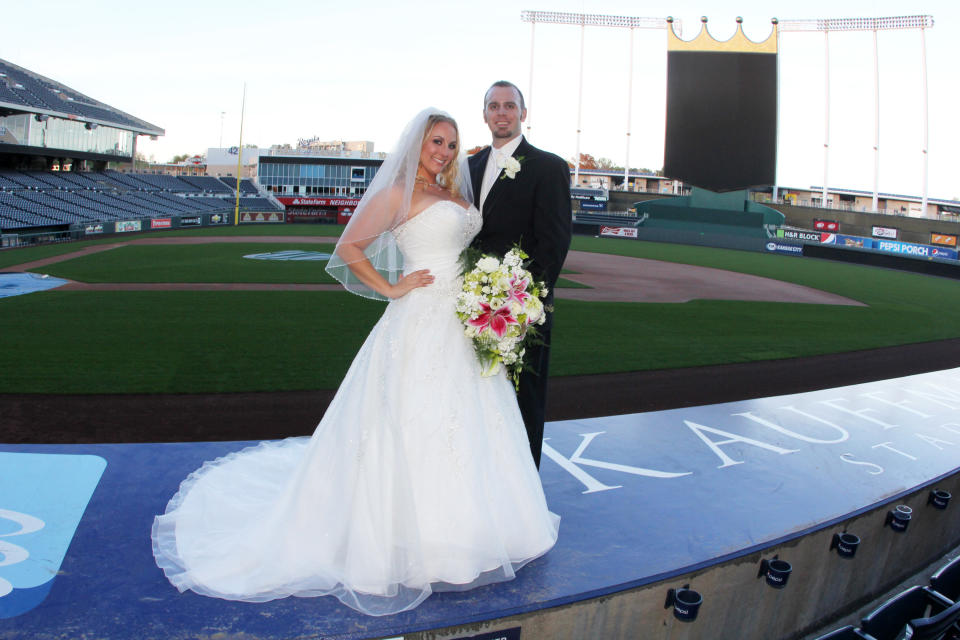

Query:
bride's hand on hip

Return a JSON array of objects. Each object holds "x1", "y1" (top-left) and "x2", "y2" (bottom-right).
[{"x1": 388, "y1": 269, "x2": 434, "y2": 298}]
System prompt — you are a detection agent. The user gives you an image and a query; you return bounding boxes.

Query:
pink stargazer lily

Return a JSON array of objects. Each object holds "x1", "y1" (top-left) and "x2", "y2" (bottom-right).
[
  {"x1": 506, "y1": 276, "x2": 531, "y2": 306},
  {"x1": 468, "y1": 302, "x2": 518, "y2": 338}
]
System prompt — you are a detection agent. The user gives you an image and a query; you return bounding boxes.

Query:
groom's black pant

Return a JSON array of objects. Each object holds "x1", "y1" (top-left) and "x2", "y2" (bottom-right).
[{"x1": 518, "y1": 324, "x2": 551, "y2": 469}]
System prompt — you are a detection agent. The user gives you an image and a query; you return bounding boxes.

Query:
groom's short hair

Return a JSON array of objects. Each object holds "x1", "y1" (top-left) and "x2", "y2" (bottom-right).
[{"x1": 485, "y1": 81, "x2": 526, "y2": 111}]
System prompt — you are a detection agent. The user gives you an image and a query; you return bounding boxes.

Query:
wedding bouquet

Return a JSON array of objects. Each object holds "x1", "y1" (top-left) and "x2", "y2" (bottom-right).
[{"x1": 456, "y1": 246, "x2": 549, "y2": 388}]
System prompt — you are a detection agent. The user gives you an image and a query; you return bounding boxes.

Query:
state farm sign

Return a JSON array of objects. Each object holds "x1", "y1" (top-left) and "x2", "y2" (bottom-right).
[{"x1": 277, "y1": 197, "x2": 361, "y2": 207}]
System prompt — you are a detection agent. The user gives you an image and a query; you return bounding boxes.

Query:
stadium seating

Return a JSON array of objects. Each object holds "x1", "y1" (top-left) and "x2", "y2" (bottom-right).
[
  {"x1": 574, "y1": 212, "x2": 641, "y2": 227},
  {"x1": 930, "y1": 556, "x2": 960, "y2": 604},
  {"x1": 180, "y1": 176, "x2": 233, "y2": 194},
  {"x1": 101, "y1": 170, "x2": 161, "y2": 191},
  {"x1": 813, "y1": 626, "x2": 876, "y2": 640},
  {"x1": 219, "y1": 177, "x2": 259, "y2": 194},
  {"x1": 12, "y1": 191, "x2": 97, "y2": 223},
  {"x1": 56, "y1": 172, "x2": 105, "y2": 190},
  {"x1": 129, "y1": 174, "x2": 201, "y2": 192},
  {"x1": 238, "y1": 197, "x2": 275, "y2": 210},
  {"x1": 0, "y1": 193, "x2": 61, "y2": 228},
  {"x1": 908, "y1": 602, "x2": 960, "y2": 640},
  {"x1": 0, "y1": 171, "x2": 48, "y2": 189},
  {"x1": 0, "y1": 169, "x2": 279, "y2": 231},
  {"x1": 0, "y1": 59, "x2": 150, "y2": 131},
  {"x1": 25, "y1": 171, "x2": 76, "y2": 190},
  {"x1": 82, "y1": 191, "x2": 155, "y2": 218},
  {"x1": 860, "y1": 586, "x2": 955, "y2": 640},
  {"x1": 0, "y1": 173, "x2": 25, "y2": 190},
  {"x1": 48, "y1": 192, "x2": 122, "y2": 220}
]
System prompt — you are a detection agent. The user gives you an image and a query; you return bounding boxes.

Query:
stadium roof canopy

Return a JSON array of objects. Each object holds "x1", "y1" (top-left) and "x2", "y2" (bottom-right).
[{"x1": 0, "y1": 58, "x2": 163, "y2": 136}]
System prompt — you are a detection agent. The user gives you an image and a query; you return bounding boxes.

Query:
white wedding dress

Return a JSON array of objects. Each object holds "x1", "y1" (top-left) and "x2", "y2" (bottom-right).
[{"x1": 152, "y1": 201, "x2": 560, "y2": 616}]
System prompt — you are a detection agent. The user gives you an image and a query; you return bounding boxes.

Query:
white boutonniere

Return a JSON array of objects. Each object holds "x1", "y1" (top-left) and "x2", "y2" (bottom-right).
[{"x1": 497, "y1": 154, "x2": 524, "y2": 180}]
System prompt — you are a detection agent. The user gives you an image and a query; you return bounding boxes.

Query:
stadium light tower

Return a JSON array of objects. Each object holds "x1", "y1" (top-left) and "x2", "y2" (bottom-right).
[
  {"x1": 521, "y1": 10, "x2": 673, "y2": 188},
  {"x1": 778, "y1": 15, "x2": 934, "y2": 214}
]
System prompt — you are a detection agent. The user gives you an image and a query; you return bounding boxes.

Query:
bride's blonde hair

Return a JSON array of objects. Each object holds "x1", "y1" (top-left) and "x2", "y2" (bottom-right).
[{"x1": 421, "y1": 114, "x2": 462, "y2": 198}]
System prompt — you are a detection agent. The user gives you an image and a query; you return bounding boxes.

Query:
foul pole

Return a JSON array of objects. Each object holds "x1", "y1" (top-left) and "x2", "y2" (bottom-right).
[{"x1": 234, "y1": 83, "x2": 247, "y2": 226}]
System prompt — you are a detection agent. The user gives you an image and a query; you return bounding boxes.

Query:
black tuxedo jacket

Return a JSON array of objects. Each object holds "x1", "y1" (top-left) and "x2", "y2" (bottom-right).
[{"x1": 468, "y1": 137, "x2": 572, "y2": 298}]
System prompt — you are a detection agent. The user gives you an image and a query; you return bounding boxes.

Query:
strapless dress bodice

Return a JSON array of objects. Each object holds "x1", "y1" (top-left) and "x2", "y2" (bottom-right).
[{"x1": 393, "y1": 200, "x2": 481, "y2": 284}]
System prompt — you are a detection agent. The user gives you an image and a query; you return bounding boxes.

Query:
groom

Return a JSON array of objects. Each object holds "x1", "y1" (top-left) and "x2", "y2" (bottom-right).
[{"x1": 469, "y1": 80, "x2": 572, "y2": 469}]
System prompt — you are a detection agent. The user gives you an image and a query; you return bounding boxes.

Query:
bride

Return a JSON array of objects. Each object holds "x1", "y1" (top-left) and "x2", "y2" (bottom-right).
[{"x1": 151, "y1": 108, "x2": 560, "y2": 616}]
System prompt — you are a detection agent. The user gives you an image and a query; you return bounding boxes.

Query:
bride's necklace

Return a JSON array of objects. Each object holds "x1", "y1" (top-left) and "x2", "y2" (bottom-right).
[{"x1": 415, "y1": 175, "x2": 442, "y2": 190}]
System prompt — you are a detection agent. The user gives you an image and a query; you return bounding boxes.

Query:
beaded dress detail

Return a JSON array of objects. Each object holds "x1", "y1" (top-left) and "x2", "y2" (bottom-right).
[{"x1": 151, "y1": 201, "x2": 559, "y2": 616}]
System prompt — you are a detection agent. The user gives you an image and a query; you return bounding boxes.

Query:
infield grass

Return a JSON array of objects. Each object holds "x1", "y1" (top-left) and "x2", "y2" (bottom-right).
[
  {"x1": 2, "y1": 231, "x2": 960, "y2": 393},
  {"x1": 33, "y1": 244, "x2": 340, "y2": 284},
  {"x1": 0, "y1": 224, "x2": 345, "y2": 270}
]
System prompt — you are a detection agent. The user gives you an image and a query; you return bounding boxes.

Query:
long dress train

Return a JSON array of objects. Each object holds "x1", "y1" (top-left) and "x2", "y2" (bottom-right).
[{"x1": 151, "y1": 201, "x2": 559, "y2": 616}]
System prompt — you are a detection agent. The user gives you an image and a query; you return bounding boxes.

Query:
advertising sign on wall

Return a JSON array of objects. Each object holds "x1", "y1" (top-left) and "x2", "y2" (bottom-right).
[
  {"x1": 813, "y1": 219, "x2": 839, "y2": 232},
  {"x1": 931, "y1": 233, "x2": 958, "y2": 248},
  {"x1": 150, "y1": 218, "x2": 172, "y2": 229},
  {"x1": 600, "y1": 226, "x2": 638, "y2": 238},
  {"x1": 241, "y1": 212, "x2": 284, "y2": 223},
  {"x1": 830, "y1": 235, "x2": 874, "y2": 249},
  {"x1": 115, "y1": 220, "x2": 141, "y2": 233},
  {"x1": 579, "y1": 200, "x2": 608, "y2": 211},
  {"x1": 871, "y1": 226, "x2": 898, "y2": 240},
  {"x1": 875, "y1": 239, "x2": 957, "y2": 260},
  {"x1": 930, "y1": 246, "x2": 959, "y2": 260},
  {"x1": 277, "y1": 197, "x2": 361, "y2": 207},
  {"x1": 764, "y1": 241, "x2": 803, "y2": 256},
  {"x1": 181, "y1": 216, "x2": 202, "y2": 227},
  {"x1": 777, "y1": 230, "x2": 824, "y2": 242}
]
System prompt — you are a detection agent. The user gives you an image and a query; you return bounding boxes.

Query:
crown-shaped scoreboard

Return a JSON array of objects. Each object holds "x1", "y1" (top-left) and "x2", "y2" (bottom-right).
[{"x1": 664, "y1": 17, "x2": 779, "y2": 193}]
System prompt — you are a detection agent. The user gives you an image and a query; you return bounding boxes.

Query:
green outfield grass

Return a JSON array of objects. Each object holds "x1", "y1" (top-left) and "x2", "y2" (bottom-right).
[{"x1": 2, "y1": 230, "x2": 960, "y2": 394}]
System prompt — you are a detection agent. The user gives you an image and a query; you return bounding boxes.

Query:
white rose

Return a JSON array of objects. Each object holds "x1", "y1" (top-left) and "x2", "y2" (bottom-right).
[
  {"x1": 477, "y1": 256, "x2": 499, "y2": 273},
  {"x1": 499, "y1": 155, "x2": 522, "y2": 179}
]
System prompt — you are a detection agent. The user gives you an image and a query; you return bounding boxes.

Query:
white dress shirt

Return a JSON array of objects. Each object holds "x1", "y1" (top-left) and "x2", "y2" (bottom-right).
[{"x1": 480, "y1": 135, "x2": 524, "y2": 211}]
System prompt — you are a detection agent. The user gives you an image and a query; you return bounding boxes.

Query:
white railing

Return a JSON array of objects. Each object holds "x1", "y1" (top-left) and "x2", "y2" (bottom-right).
[{"x1": 762, "y1": 197, "x2": 959, "y2": 223}]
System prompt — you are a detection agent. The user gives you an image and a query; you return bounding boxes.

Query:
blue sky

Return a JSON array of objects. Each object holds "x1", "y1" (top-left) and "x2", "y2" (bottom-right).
[{"x1": 3, "y1": 0, "x2": 956, "y2": 199}]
